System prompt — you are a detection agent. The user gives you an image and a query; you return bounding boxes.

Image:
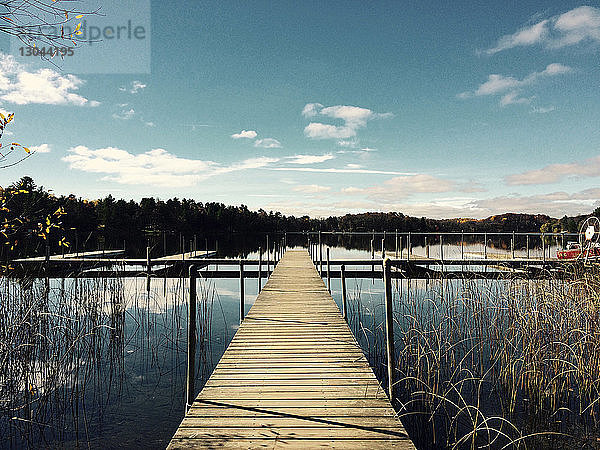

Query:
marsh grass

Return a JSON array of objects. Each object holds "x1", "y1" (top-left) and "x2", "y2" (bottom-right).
[
  {"x1": 0, "y1": 272, "x2": 219, "y2": 449},
  {"x1": 347, "y1": 269, "x2": 600, "y2": 449}
]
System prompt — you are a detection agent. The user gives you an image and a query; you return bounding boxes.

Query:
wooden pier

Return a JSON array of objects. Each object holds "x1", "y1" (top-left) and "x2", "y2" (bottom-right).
[{"x1": 168, "y1": 250, "x2": 414, "y2": 449}]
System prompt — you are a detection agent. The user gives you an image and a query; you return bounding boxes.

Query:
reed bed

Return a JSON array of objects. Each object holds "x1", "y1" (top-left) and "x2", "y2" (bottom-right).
[
  {"x1": 0, "y1": 272, "x2": 218, "y2": 449},
  {"x1": 346, "y1": 269, "x2": 600, "y2": 449}
]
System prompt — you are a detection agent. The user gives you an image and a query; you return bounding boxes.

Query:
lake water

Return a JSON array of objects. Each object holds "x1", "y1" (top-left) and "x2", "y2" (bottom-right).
[{"x1": 0, "y1": 243, "x2": 588, "y2": 449}]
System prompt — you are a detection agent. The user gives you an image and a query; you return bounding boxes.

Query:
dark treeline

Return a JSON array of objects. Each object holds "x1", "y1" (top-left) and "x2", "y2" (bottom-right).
[{"x1": 1, "y1": 177, "x2": 595, "y2": 260}]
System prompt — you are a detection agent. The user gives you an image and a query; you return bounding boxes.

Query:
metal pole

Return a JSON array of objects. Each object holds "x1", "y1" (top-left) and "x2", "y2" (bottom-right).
[
  {"x1": 319, "y1": 231, "x2": 323, "y2": 276},
  {"x1": 258, "y1": 247, "x2": 262, "y2": 293},
  {"x1": 326, "y1": 247, "x2": 331, "y2": 293},
  {"x1": 341, "y1": 264, "x2": 348, "y2": 323},
  {"x1": 240, "y1": 259, "x2": 245, "y2": 323},
  {"x1": 146, "y1": 246, "x2": 151, "y2": 292},
  {"x1": 484, "y1": 232, "x2": 487, "y2": 259},
  {"x1": 512, "y1": 231, "x2": 515, "y2": 259},
  {"x1": 383, "y1": 258, "x2": 395, "y2": 402},
  {"x1": 186, "y1": 265, "x2": 197, "y2": 412}
]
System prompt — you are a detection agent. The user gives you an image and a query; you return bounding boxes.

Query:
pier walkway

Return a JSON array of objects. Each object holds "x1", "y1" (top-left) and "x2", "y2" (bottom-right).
[{"x1": 168, "y1": 250, "x2": 414, "y2": 448}]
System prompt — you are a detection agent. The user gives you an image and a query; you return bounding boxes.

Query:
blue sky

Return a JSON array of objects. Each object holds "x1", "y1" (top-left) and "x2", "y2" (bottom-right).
[{"x1": 1, "y1": 0, "x2": 599, "y2": 218}]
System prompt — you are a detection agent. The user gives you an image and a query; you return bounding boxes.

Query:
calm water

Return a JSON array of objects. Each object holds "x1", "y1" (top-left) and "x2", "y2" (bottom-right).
[{"x1": 0, "y1": 243, "x2": 579, "y2": 449}]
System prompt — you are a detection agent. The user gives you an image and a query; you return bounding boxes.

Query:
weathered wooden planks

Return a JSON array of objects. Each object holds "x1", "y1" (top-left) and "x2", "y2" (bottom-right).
[{"x1": 168, "y1": 250, "x2": 415, "y2": 449}]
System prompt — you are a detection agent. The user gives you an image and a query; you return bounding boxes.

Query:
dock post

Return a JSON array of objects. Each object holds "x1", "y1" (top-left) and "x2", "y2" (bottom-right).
[
  {"x1": 512, "y1": 231, "x2": 515, "y2": 259},
  {"x1": 440, "y1": 234, "x2": 443, "y2": 261},
  {"x1": 542, "y1": 234, "x2": 546, "y2": 263},
  {"x1": 381, "y1": 238, "x2": 385, "y2": 258},
  {"x1": 425, "y1": 236, "x2": 429, "y2": 258},
  {"x1": 258, "y1": 248, "x2": 262, "y2": 293},
  {"x1": 407, "y1": 232, "x2": 411, "y2": 261},
  {"x1": 395, "y1": 229, "x2": 398, "y2": 258},
  {"x1": 527, "y1": 235, "x2": 530, "y2": 259},
  {"x1": 319, "y1": 231, "x2": 323, "y2": 277},
  {"x1": 341, "y1": 264, "x2": 348, "y2": 323},
  {"x1": 240, "y1": 259, "x2": 245, "y2": 323},
  {"x1": 484, "y1": 233, "x2": 487, "y2": 259},
  {"x1": 266, "y1": 235, "x2": 270, "y2": 275},
  {"x1": 186, "y1": 265, "x2": 197, "y2": 412},
  {"x1": 146, "y1": 246, "x2": 151, "y2": 292},
  {"x1": 326, "y1": 247, "x2": 331, "y2": 293},
  {"x1": 370, "y1": 238, "x2": 374, "y2": 259},
  {"x1": 383, "y1": 258, "x2": 395, "y2": 402},
  {"x1": 461, "y1": 232, "x2": 464, "y2": 260},
  {"x1": 307, "y1": 237, "x2": 311, "y2": 261}
]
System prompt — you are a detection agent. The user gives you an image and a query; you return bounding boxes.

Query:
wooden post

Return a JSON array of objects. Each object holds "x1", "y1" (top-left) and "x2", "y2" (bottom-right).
[
  {"x1": 527, "y1": 235, "x2": 530, "y2": 259},
  {"x1": 258, "y1": 247, "x2": 262, "y2": 293},
  {"x1": 407, "y1": 232, "x2": 411, "y2": 261},
  {"x1": 381, "y1": 238, "x2": 385, "y2": 258},
  {"x1": 461, "y1": 231, "x2": 464, "y2": 260},
  {"x1": 395, "y1": 229, "x2": 398, "y2": 258},
  {"x1": 146, "y1": 246, "x2": 151, "y2": 292},
  {"x1": 326, "y1": 247, "x2": 331, "y2": 293},
  {"x1": 561, "y1": 232, "x2": 565, "y2": 250},
  {"x1": 341, "y1": 264, "x2": 348, "y2": 323},
  {"x1": 240, "y1": 259, "x2": 245, "y2": 323},
  {"x1": 383, "y1": 258, "x2": 395, "y2": 402},
  {"x1": 370, "y1": 238, "x2": 374, "y2": 259},
  {"x1": 163, "y1": 231, "x2": 167, "y2": 257},
  {"x1": 186, "y1": 265, "x2": 197, "y2": 412},
  {"x1": 440, "y1": 234, "x2": 443, "y2": 261},
  {"x1": 425, "y1": 236, "x2": 429, "y2": 258},
  {"x1": 194, "y1": 235, "x2": 197, "y2": 255},
  {"x1": 307, "y1": 237, "x2": 311, "y2": 261}
]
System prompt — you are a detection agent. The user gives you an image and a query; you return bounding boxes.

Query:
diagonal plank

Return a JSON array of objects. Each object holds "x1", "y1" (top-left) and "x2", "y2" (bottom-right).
[{"x1": 168, "y1": 250, "x2": 415, "y2": 449}]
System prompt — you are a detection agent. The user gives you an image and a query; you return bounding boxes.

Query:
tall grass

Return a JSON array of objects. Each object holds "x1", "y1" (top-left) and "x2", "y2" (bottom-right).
[
  {"x1": 0, "y1": 272, "x2": 218, "y2": 448},
  {"x1": 346, "y1": 269, "x2": 600, "y2": 449}
]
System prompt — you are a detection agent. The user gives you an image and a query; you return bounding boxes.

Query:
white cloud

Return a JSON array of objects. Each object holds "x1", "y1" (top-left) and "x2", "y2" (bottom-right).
[
  {"x1": 346, "y1": 164, "x2": 362, "y2": 169},
  {"x1": 63, "y1": 146, "x2": 279, "y2": 187},
  {"x1": 254, "y1": 138, "x2": 281, "y2": 148},
  {"x1": 459, "y1": 63, "x2": 572, "y2": 106},
  {"x1": 485, "y1": 6, "x2": 600, "y2": 54},
  {"x1": 272, "y1": 167, "x2": 414, "y2": 175},
  {"x1": 29, "y1": 143, "x2": 51, "y2": 153},
  {"x1": 120, "y1": 80, "x2": 147, "y2": 94},
  {"x1": 144, "y1": 121, "x2": 156, "y2": 127},
  {"x1": 231, "y1": 129, "x2": 258, "y2": 139},
  {"x1": 112, "y1": 108, "x2": 135, "y2": 120},
  {"x1": 347, "y1": 174, "x2": 456, "y2": 201},
  {"x1": 303, "y1": 103, "x2": 393, "y2": 140},
  {"x1": 302, "y1": 103, "x2": 323, "y2": 117},
  {"x1": 293, "y1": 184, "x2": 332, "y2": 194},
  {"x1": 0, "y1": 54, "x2": 97, "y2": 106},
  {"x1": 286, "y1": 154, "x2": 334, "y2": 164},
  {"x1": 531, "y1": 106, "x2": 556, "y2": 114},
  {"x1": 505, "y1": 154, "x2": 600, "y2": 185}
]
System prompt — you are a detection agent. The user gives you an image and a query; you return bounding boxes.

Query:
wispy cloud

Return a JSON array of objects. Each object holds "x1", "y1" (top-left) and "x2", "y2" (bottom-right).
[
  {"x1": 63, "y1": 146, "x2": 279, "y2": 187},
  {"x1": 0, "y1": 53, "x2": 98, "y2": 106},
  {"x1": 112, "y1": 107, "x2": 135, "y2": 120},
  {"x1": 342, "y1": 174, "x2": 456, "y2": 201},
  {"x1": 272, "y1": 167, "x2": 413, "y2": 175},
  {"x1": 286, "y1": 154, "x2": 334, "y2": 164},
  {"x1": 485, "y1": 6, "x2": 600, "y2": 54},
  {"x1": 119, "y1": 80, "x2": 147, "y2": 94},
  {"x1": 254, "y1": 138, "x2": 281, "y2": 148},
  {"x1": 231, "y1": 129, "x2": 257, "y2": 139},
  {"x1": 30, "y1": 143, "x2": 51, "y2": 153},
  {"x1": 293, "y1": 184, "x2": 332, "y2": 194},
  {"x1": 303, "y1": 103, "x2": 393, "y2": 140},
  {"x1": 458, "y1": 63, "x2": 572, "y2": 106},
  {"x1": 505, "y1": 154, "x2": 600, "y2": 185}
]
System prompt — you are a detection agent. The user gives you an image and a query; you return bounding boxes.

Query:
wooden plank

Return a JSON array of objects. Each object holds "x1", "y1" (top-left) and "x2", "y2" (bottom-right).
[{"x1": 168, "y1": 250, "x2": 415, "y2": 449}]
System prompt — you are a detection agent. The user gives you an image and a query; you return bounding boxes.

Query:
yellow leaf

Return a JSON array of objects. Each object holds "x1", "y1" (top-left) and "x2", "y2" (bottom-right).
[
  {"x1": 10, "y1": 142, "x2": 19, "y2": 146},
  {"x1": 75, "y1": 31, "x2": 82, "y2": 35},
  {"x1": 75, "y1": 15, "x2": 83, "y2": 19},
  {"x1": 23, "y1": 147, "x2": 30, "y2": 154},
  {"x1": 74, "y1": 23, "x2": 81, "y2": 32},
  {"x1": 0, "y1": 113, "x2": 5, "y2": 121}
]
